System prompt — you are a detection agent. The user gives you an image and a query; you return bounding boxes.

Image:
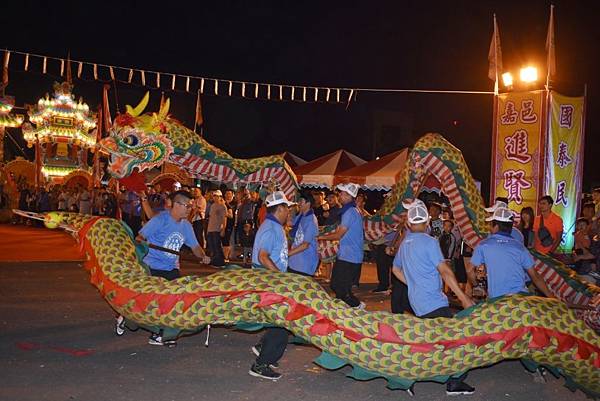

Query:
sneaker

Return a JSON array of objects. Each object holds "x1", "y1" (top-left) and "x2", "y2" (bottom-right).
[
  {"x1": 353, "y1": 301, "x2": 366, "y2": 311},
  {"x1": 148, "y1": 333, "x2": 177, "y2": 347},
  {"x1": 249, "y1": 363, "x2": 281, "y2": 381},
  {"x1": 446, "y1": 381, "x2": 475, "y2": 396},
  {"x1": 406, "y1": 386, "x2": 415, "y2": 396},
  {"x1": 251, "y1": 344, "x2": 279, "y2": 369},
  {"x1": 371, "y1": 287, "x2": 388, "y2": 294},
  {"x1": 115, "y1": 315, "x2": 126, "y2": 336}
]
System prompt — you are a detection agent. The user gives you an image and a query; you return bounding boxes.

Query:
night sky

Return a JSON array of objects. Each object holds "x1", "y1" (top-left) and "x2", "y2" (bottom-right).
[{"x1": 2, "y1": 1, "x2": 599, "y2": 199}]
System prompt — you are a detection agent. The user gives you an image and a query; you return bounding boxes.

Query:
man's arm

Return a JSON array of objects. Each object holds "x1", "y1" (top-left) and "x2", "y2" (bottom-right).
[
  {"x1": 288, "y1": 242, "x2": 309, "y2": 257},
  {"x1": 258, "y1": 249, "x2": 280, "y2": 272},
  {"x1": 437, "y1": 261, "x2": 475, "y2": 309},
  {"x1": 526, "y1": 268, "x2": 556, "y2": 298},
  {"x1": 391, "y1": 266, "x2": 407, "y2": 284},
  {"x1": 191, "y1": 245, "x2": 211, "y2": 264},
  {"x1": 317, "y1": 225, "x2": 348, "y2": 241},
  {"x1": 549, "y1": 231, "x2": 563, "y2": 253}
]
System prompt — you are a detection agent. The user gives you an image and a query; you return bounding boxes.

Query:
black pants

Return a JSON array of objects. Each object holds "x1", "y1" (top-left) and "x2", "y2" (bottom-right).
[
  {"x1": 420, "y1": 306, "x2": 468, "y2": 387},
  {"x1": 256, "y1": 327, "x2": 289, "y2": 365},
  {"x1": 207, "y1": 232, "x2": 225, "y2": 266},
  {"x1": 193, "y1": 220, "x2": 205, "y2": 249},
  {"x1": 125, "y1": 215, "x2": 142, "y2": 237},
  {"x1": 149, "y1": 268, "x2": 181, "y2": 281},
  {"x1": 375, "y1": 244, "x2": 393, "y2": 290},
  {"x1": 390, "y1": 274, "x2": 413, "y2": 314},
  {"x1": 331, "y1": 259, "x2": 361, "y2": 307}
]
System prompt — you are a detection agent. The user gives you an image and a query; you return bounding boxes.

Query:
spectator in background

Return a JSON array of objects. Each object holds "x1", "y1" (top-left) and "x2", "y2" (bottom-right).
[
  {"x1": 572, "y1": 217, "x2": 597, "y2": 276},
  {"x1": 206, "y1": 190, "x2": 227, "y2": 267},
  {"x1": 239, "y1": 222, "x2": 255, "y2": 266},
  {"x1": 439, "y1": 219, "x2": 457, "y2": 261},
  {"x1": 312, "y1": 190, "x2": 327, "y2": 225},
  {"x1": 533, "y1": 195, "x2": 564, "y2": 255},
  {"x1": 428, "y1": 202, "x2": 443, "y2": 239},
  {"x1": 57, "y1": 187, "x2": 67, "y2": 211},
  {"x1": 592, "y1": 187, "x2": 600, "y2": 218},
  {"x1": 79, "y1": 186, "x2": 92, "y2": 214},
  {"x1": 223, "y1": 189, "x2": 236, "y2": 261},
  {"x1": 582, "y1": 203, "x2": 599, "y2": 236},
  {"x1": 122, "y1": 189, "x2": 142, "y2": 236},
  {"x1": 518, "y1": 206, "x2": 535, "y2": 248},
  {"x1": 323, "y1": 191, "x2": 342, "y2": 225},
  {"x1": 191, "y1": 188, "x2": 207, "y2": 249},
  {"x1": 356, "y1": 192, "x2": 372, "y2": 217}
]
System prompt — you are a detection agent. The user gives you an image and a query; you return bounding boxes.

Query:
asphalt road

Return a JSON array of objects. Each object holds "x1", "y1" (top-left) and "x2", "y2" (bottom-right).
[{"x1": 0, "y1": 261, "x2": 590, "y2": 401}]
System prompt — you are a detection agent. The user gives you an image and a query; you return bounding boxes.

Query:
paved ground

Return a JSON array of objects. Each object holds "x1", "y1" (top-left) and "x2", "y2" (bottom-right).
[{"x1": 0, "y1": 260, "x2": 590, "y2": 401}]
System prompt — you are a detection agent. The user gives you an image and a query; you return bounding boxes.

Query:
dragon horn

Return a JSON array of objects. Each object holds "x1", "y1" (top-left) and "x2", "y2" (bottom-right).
[
  {"x1": 158, "y1": 98, "x2": 170, "y2": 119},
  {"x1": 125, "y1": 92, "x2": 150, "y2": 117}
]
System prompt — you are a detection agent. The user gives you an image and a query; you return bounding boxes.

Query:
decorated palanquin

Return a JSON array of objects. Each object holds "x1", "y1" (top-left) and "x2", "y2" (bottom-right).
[{"x1": 79, "y1": 95, "x2": 600, "y2": 396}]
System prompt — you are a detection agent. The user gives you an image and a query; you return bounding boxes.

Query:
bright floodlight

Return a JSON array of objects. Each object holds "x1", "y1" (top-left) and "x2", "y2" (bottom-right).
[
  {"x1": 520, "y1": 67, "x2": 538, "y2": 83},
  {"x1": 502, "y1": 72, "x2": 514, "y2": 87}
]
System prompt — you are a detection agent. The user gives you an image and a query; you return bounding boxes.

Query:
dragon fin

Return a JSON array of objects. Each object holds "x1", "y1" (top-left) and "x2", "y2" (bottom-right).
[{"x1": 126, "y1": 92, "x2": 150, "y2": 117}]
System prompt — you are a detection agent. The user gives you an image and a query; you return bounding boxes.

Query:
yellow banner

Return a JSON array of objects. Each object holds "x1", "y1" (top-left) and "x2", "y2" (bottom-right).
[
  {"x1": 492, "y1": 90, "x2": 545, "y2": 212},
  {"x1": 545, "y1": 91, "x2": 585, "y2": 251}
]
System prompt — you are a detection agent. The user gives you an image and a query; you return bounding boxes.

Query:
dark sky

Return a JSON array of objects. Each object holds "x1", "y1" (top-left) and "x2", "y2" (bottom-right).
[{"x1": 2, "y1": 1, "x2": 599, "y2": 198}]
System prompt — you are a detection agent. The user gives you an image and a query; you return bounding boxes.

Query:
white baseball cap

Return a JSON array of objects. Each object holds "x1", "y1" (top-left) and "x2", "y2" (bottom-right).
[
  {"x1": 213, "y1": 190, "x2": 223, "y2": 196},
  {"x1": 402, "y1": 199, "x2": 430, "y2": 224},
  {"x1": 485, "y1": 206, "x2": 514, "y2": 222},
  {"x1": 265, "y1": 191, "x2": 296, "y2": 207},
  {"x1": 336, "y1": 182, "x2": 359, "y2": 198},
  {"x1": 484, "y1": 200, "x2": 508, "y2": 213}
]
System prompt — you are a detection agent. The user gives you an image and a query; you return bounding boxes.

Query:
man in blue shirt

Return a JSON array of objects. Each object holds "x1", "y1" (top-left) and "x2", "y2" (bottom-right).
[
  {"x1": 318, "y1": 183, "x2": 365, "y2": 309},
  {"x1": 471, "y1": 207, "x2": 555, "y2": 299},
  {"x1": 288, "y1": 194, "x2": 319, "y2": 276},
  {"x1": 249, "y1": 191, "x2": 296, "y2": 381},
  {"x1": 392, "y1": 199, "x2": 475, "y2": 396},
  {"x1": 485, "y1": 197, "x2": 524, "y2": 244},
  {"x1": 132, "y1": 190, "x2": 210, "y2": 347}
]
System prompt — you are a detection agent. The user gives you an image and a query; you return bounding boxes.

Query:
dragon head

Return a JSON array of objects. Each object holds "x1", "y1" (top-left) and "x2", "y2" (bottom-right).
[{"x1": 100, "y1": 93, "x2": 174, "y2": 178}]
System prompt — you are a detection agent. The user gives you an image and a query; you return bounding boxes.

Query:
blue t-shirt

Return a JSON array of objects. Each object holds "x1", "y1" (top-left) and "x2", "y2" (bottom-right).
[
  {"x1": 392, "y1": 232, "x2": 447, "y2": 317},
  {"x1": 289, "y1": 212, "x2": 319, "y2": 275},
  {"x1": 252, "y1": 216, "x2": 288, "y2": 272},
  {"x1": 511, "y1": 227, "x2": 524, "y2": 243},
  {"x1": 338, "y1": 207, "x2": 364, "y2": 264},
  {"x1": 471, "y1": 232, "x2": 534, "y2": 298},
  {"x1": 140, "y1": 211, "x2": 199, "y2": 271}
]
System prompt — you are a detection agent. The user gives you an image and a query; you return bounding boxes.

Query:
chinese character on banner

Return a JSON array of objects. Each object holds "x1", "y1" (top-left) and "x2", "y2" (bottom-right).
[
  {"x1": 500, "y1": 101, "x2": 519, "y2": 125},
  {"x1": 504, "y1": 130, "x2": 532, "y2": 163},
  {"x1": 503, "y1": 169, "x2": 532, "y2": 205},
  {"x1": 520, "y1": 100, "x2": 538, "y2": 123},
  {"x1": 559, "y1": 104, "x2": 574, "y2": 129},
  {"x1": 556, "y1": 181, "x2": 569, "y2": 207},
  {"x1": 556, "y1": 141, "x2": 573, "y2": 169}
]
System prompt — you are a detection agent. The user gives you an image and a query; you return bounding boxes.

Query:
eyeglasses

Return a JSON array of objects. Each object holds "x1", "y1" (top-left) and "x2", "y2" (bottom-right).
[{"x1": 175, "y1": 201, "x2": 193, "y2": 209}]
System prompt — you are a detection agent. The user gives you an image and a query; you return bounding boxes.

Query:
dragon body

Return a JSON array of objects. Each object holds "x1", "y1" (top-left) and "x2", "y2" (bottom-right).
[{"x1": 93, "y1": 97, "x2": 600, "y2": 395}]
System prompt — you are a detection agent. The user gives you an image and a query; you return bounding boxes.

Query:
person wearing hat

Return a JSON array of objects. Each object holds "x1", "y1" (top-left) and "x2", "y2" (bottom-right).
[
  {"x1": 206, "y1": 190, "x2": 227, "y2": 267},
  {"x1": 248, "y1": 191, "x2": 296, "y2": 381},
  {"x1": 288, "y1": 194, "x2": 319, "y2": 276},
  {"x1": 392, "y1": 199, "x2": 475, "y2": 396},
  {"x1": 485, "y1": 197, "x2": 524, "y2": 244},
  {"x1": 317, "y1": 183, "x2": 366, "y2": 309},
  {"x1": 471, "y1": 207, "x2": 555, "y2": 299}
]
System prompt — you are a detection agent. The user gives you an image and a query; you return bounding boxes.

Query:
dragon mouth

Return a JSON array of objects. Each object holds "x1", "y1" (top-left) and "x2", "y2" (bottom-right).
[{"x1": 98, "y1": 141, "x2": 137, "y2": 179}]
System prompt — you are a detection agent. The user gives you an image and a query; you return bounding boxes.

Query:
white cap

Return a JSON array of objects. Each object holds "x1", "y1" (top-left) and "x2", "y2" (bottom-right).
[
  {"x1": 336, "y1": 182, "x2": 359, "y2": 198},
  {"x1": 484, "y1": 200, "x2": 508, "y2": 213},
  {"x1": 402, "y1": 199, "x2": 429, "y2": 224},
  {"x1": 213, "y1": 190, "x2": 223, "y2": 196},
  {"x1": 265, "y1": 191, "x2": 296, "y2": 207},
  {"x1": 485, "y1": 206, "x2": 514, "y2": 222}
]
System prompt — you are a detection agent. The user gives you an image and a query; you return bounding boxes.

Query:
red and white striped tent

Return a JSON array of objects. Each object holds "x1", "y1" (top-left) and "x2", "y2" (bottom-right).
[
  {"x1": 334, "y1": 149, "x2": 409, "y2": 190},
  {"x1": 293, "y1": 149, "x2": 366, "y2": 188}
]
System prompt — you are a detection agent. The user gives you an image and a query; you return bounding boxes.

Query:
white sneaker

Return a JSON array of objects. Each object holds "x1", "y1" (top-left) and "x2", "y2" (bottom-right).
[
  {"x1": 353, "y1": 301, "x2": 366, "y2": 310},
  {"x1": 115, "y1": 315, "x2": 125, "y2": 336}
]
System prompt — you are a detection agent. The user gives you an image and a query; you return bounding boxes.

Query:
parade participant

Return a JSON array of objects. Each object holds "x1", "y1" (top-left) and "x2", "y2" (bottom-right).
[
  {"x1": 249, "y1": 191, "x2": 296, "y2": 381},
  {"x1": 518, "y1": 206, "x2": 535, "y2": 248},
  {"x1": 470, "y1": 207, "x2": 555, "y2": 299},
  {"x1": 133, "y1": 190, "x2": 210, "y2": 346},
  {"x1": 392, "y1": 199, "x2": 475, "y2": 396},
  {"x1": 533, "y1": 195, "x2": 564, "y2": 255},
  {"x1": 288, "y1": 194, "x2": 319, "y2": 276},
  {"x1": 485, "y1": 197, "x2": 524, "y2": 244},
  {"x1": 387, "y1": 212, "x2": 413, "y2": 314},
  {"x1": 206, "y1": 190, "x2": 227, "y2": 267},
  {"x1": 318, "y1": 183, "x2": 365, "y2": 309}
]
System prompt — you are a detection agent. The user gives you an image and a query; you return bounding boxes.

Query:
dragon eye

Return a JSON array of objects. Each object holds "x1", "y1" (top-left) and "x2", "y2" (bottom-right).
[{"x1": 123, "y1": 135, "x2": 139, "y2": 146}]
